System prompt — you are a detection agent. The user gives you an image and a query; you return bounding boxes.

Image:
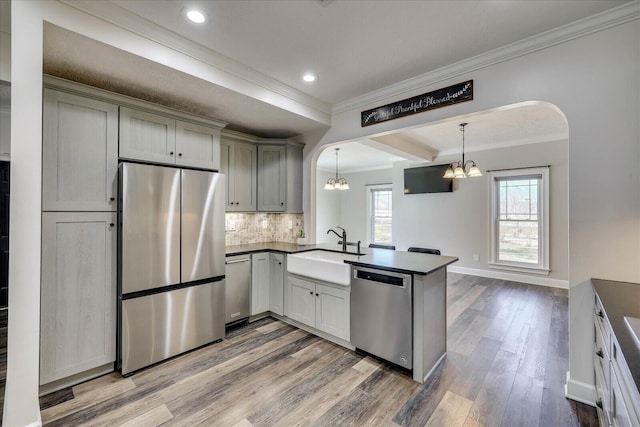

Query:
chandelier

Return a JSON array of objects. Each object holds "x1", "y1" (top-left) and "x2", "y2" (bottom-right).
[
  {"x1": 443, "y1": 123, "x2": 482, "y2": 179},
  {"x1": 324, "y1": 148, "x2": 350, "y2": 190}
]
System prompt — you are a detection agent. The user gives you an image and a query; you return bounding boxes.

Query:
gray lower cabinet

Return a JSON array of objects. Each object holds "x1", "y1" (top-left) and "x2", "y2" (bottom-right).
[
  {"x1": 42, "y1": 89, "x2": 119, "y2": 212},
  {"x1": 251, "y1": 252, "x2": 270, "y2": 315},
  {"x1": 221, "y1": 137, "x2": 257, "y2": 212},
  {"x1": 269, "y1": 253, "x2": 285, "y2": 316},
  {"x1": 40, "y1": 211, "x2": 117, "y2": 385},
  {"x1": 285, "y1": 274, "x2": 350, "y2": 341},
  {"x1": 593, "y1": 290, "x2": 640, "y2": 427}
]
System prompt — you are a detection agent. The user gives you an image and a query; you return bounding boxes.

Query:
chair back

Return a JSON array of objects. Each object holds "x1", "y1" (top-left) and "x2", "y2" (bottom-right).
[
  {"x1": 368, "y1": 243, "x2": 396, "y2": 250},
  {"x1": 407, "y1": 247, "x2": 441, "y2": 255}
]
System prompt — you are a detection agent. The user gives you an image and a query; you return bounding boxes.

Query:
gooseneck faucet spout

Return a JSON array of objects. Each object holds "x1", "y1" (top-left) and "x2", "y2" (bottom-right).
[{"x1": 327, "y1": 227, "x2": 347, "y2": 252}]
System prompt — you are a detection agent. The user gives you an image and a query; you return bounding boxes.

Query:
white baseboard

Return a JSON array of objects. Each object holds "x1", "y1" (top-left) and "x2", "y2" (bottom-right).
[
  {"x1": 447, "y1": 265, "x2": 569, "y2": 289},
  {"x1": 565, "y1": 371, "x2": 596, "y2": 406}
]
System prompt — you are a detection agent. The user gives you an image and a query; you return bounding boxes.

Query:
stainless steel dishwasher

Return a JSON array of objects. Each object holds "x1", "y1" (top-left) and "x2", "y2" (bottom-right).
[
  {"x1": 350, "y1": 266, "x2": 413, "y2": 369},
  {"x1": 225, "y1": 255, "x2": 251, "y2": 325}
]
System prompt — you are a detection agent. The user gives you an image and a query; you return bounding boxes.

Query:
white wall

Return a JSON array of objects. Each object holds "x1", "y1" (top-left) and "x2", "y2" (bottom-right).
[
  {"x1": 315, "y1": 170, "x2": 342, "y2": 244},
  {"x1": 393, "y1": 140, "x2": 568, "y2": 286},
  {"x1": 302, "y1": 13, "x2": 640, "y2": 405},
  {"x1": 340, "y1": 168, "x2": 394, "y2": 245}
]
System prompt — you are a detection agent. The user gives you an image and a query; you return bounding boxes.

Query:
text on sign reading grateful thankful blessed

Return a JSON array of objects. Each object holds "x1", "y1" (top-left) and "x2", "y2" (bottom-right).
[{"x1": 361, "y1": 80, "x2": 473, "y2": 127}]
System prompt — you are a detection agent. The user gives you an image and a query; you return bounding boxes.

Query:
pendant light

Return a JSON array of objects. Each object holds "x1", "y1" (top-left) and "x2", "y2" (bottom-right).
[
  {"x1": 324, "y1": 148, "x2": 349, "y2": 190},
  {"x1": 443, "y1": 123, "x2": 482, "y2": 179}
]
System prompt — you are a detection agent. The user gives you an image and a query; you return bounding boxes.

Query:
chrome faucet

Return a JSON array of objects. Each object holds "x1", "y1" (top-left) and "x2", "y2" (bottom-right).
[{"x1": 327, "y1": 227, "x2": 347, "y2": 252}]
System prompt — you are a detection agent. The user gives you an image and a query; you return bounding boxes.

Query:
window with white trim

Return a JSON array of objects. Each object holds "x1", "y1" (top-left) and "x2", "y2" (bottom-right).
[
  {"x1": 368, "y1": 186, "x2": 392, "y2": 245},
  {"x1": 489, "y1": 167, "x2": 550, "y2": 274}
]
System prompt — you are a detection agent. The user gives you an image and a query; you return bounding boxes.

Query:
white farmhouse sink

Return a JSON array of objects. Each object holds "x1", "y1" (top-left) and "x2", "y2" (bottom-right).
[{"x1": 287, "y1": 250, "x2": 360, "y2": 286}]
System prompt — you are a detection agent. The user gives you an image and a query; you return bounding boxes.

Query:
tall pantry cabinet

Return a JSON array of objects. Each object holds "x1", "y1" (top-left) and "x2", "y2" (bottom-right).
[{"x1": 40, "y1": 89, "x2": 118, "y2": 387}]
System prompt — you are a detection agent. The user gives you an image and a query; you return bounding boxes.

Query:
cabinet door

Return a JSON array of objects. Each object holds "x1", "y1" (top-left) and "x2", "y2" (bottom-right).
[
  {"x1": 251, "y1": 252, "x2": 270, "y2": 315},
  {"x1": 286, "y1": 275, "x2": 315, "y2": 327},
  {"x1": 119, "y1": 107, "x2": 176, "y2": 165},
  {"x1": 175, "y1": 120, "x2": 221, "y2": 170},
  {"x1": 42, "y1": 89, "x2": 118, "y2": 211},
  {"x1": 40, "y1": 212, "x2": 117, "y2": 385},
  {"x1": 233, "y1": 142, "x2": 257, "y2": 211},
  {"x1": 286, "y1": 145, "x2": 303, "y2": 213},
  {"x1": 315, "y1": 283, "x2": 350, "y2": 341},
  {"x1": 257, "y1": 145, "x2": 286, "y2": 212},
  {"x1": 269, "y1": 253, "x2": 285, "y2": 316},
  {"x1": 220, "y1": 140, "x2": 234, "y2": 211}
]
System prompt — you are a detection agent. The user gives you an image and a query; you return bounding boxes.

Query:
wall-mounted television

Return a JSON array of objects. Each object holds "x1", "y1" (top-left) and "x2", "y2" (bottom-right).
[{"x1": 403, "y1": 164, "x2": 453, "y2": 194}]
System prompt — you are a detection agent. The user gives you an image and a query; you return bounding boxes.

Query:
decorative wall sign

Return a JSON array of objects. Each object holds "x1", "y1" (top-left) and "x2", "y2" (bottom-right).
[{"x1": 361, "y1": 80, "x2": 473, "y2": 127}]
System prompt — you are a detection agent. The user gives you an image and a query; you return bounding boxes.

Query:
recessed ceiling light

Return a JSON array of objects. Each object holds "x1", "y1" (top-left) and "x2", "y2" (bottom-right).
[
  {"x1": 302, "y1": 73, "x2": 317, "y2": 83},
  {"x1": 186, "y1": 9, "x2": 206, "y2": 24}
]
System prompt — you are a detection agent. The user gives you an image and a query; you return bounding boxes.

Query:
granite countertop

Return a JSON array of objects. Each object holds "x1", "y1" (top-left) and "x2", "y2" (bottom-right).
[
  {"x1": 225, "y1": 242, "x2": 458, "y2": 276},
  {"x1": 592, "y1": 278, "x2": 640, "y2": 398}
]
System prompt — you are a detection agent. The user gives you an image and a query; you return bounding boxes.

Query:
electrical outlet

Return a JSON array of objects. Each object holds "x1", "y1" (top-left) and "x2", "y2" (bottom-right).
[
  {"x1": 287, "y1": 220, "x2": 293, "y2": 230},
  {"x1": 473, "y1": 254, "x2": 480, "y2": 261},
  {"x1": 262, "y1": 219, "x2": 268, "y2": 229}
]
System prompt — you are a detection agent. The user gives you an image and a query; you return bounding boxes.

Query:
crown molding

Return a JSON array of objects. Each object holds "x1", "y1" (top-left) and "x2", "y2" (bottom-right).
[
  {"x1": 333, "y1": 1, "x2": 640, "y2": 115},
  {"x1": 58, "y1": 0, "x2": 332, "y2": 120}
]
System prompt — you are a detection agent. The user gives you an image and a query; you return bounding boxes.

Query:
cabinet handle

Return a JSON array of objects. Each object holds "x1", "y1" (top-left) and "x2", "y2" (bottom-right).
[
  {"x1": 595, "y1": 398, "x2": 603, "y2": 409},
  {"x1": 595, "y1": 348, "x2": 604, "y2": 358},
  {"x1": 170, "y1": 151, "x2": 174, "y2": 156},
  {"x1": 110, "y1": 197, "x2": 115, "y2": 201},
  {"x1": 595, "y1": 309, "x2": 604, "y2": 318},
  {"x1": 315, "y1": 293, "x2": 319, "y2": 296},
  {"x1": 109, "y1": 223, "x2": 115, "y2": 227},
  {"x1": 278, "y1": 262, "x2": 282, "y2": 265},
  {"x1": 309, "y1": 291, "x2": 313, "y2": 295},
  {"x1": 178, "y1": 153, "x2": 182, "y2": 157},
  {"x1": 281, "y1": 202, "x2": 284, "y2": 206}
]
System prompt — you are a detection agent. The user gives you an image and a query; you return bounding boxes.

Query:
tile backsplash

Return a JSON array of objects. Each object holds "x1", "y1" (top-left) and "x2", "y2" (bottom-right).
[{"x1": 225, "y1": 213, "x2": 304, "y2": 246}]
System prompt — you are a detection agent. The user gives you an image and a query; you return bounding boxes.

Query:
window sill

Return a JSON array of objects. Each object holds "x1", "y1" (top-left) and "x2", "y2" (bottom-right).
[{"x1": 489, "y1": 263, "x2": 550, "y2": 276}]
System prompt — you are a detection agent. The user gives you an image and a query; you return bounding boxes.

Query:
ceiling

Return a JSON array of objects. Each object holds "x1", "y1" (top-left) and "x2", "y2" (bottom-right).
[
  {"x1": 109, "y1": 0, "x2": 627, "y2": 105},
  {"x1": 7, "y1": 1, "x2": 630, "y2": 166}
]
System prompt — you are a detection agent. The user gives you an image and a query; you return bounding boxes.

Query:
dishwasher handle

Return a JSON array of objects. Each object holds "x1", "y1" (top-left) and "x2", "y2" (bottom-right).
[
  {"x1": 225, "y1": 258, "x2": 251, "y2": 265},
  {"x1": 355, "y1": 269, "x2": 407, "y2": 287}
]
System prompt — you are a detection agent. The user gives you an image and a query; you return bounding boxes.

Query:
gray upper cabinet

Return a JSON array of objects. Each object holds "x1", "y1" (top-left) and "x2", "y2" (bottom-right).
[
  {"x1": 42, "y1": 89, "x2": 119, "y2": 212},
  {"x1": 119, "y1": 107, "x2": 176, "y2": 165},
  {"x1": 257, "y1": 145, "x2": 286, "y2": 212},
  {"x1": 257, "y1": 143, "x2": 303, "y2": 213},
  {"x1": 221, "y1": 136, "x2": 257, "y2": 212},
  {"x1": 40, "y1": 211, "x2": 117, "y2": 385},
  {"x1": 285, "y1": 144, "x2": 303, "y2": 213},
  {"x1": 175, "y1": 121, "x2": 221, "y2": 170},
  {"x1": 120, "y1": 107, "x2": 222, "y2": 170}
]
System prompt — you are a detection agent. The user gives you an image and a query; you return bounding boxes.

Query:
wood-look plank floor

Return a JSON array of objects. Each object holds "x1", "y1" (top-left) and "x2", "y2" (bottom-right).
[{"x1": 38, "y1": 274, "x2": 599, "y2": 426}]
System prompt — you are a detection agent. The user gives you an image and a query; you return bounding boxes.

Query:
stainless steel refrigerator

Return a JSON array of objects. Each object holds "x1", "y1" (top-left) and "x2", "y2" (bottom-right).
[{"x1": 117, "y1": 162, "x2": 225, "y2": 375}]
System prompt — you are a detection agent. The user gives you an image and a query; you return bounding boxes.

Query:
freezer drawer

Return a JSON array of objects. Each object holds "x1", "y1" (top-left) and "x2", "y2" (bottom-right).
[{"x1": 120, "y1": 281, "x2": 224, "y2": 375}]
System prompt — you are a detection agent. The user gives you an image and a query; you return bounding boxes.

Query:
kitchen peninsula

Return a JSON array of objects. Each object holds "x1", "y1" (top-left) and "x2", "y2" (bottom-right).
[{"x1": 225, "y1": 242, "x2": 458, "y2": 383}]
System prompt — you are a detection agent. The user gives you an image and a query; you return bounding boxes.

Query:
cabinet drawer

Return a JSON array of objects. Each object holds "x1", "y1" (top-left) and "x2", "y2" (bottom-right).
[
  {"x1": 594, "y1": 295, "x2": 611, "y2": 354},
  {"x1": 595, "y1": 357, "x2": 611, "y2": 427},
  {"x1": 594, "y1": 321, "x2": 610, "y2": 388}
]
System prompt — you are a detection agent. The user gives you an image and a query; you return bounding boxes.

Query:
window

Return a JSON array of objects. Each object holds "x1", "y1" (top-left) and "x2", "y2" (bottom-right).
[
  {"x1": 489, "y1": 167, "x2": 549, "y2": 274},
  {"x1": 368, "y1": 186, "x2": 392, "y2": 244}
]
